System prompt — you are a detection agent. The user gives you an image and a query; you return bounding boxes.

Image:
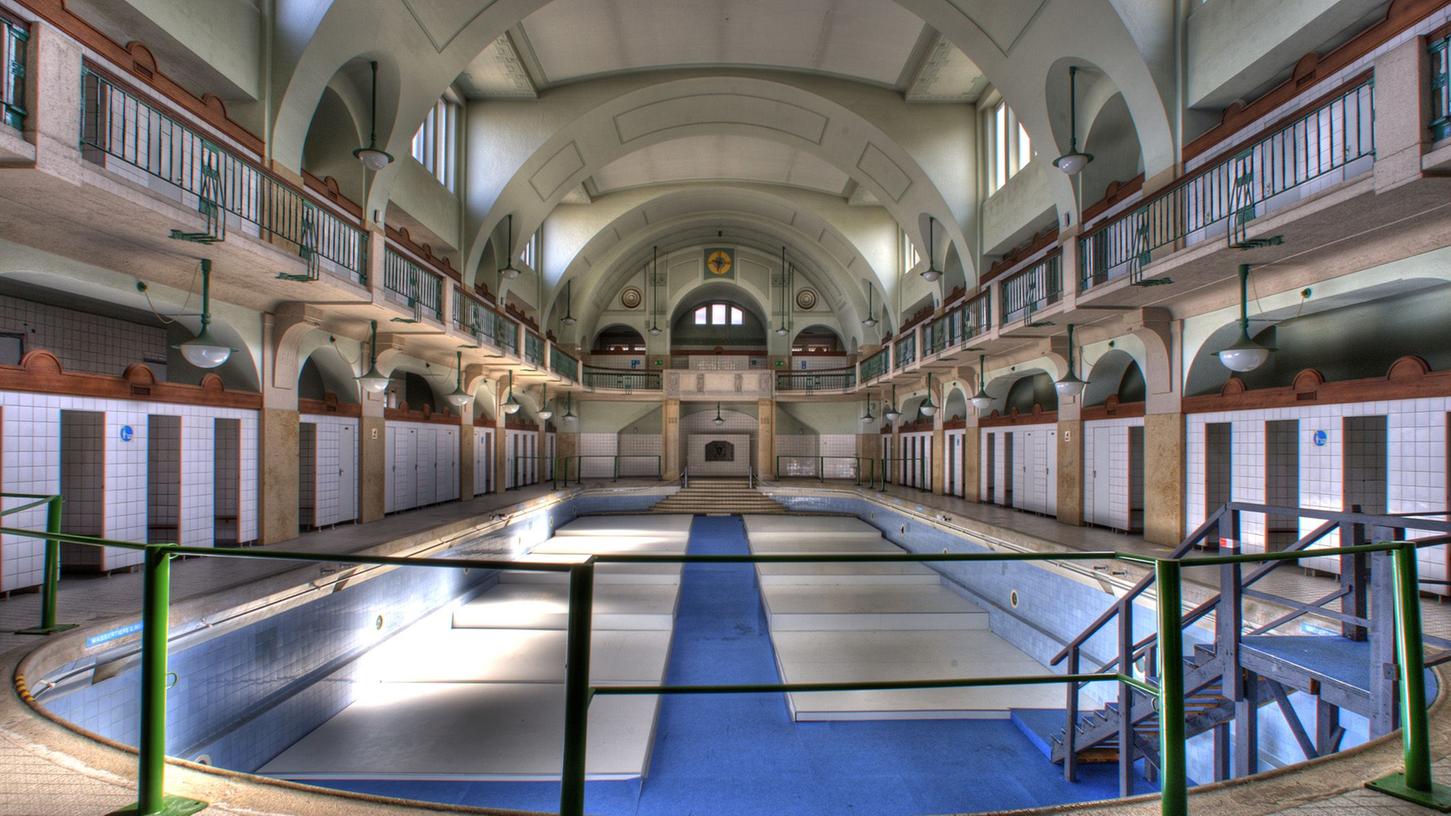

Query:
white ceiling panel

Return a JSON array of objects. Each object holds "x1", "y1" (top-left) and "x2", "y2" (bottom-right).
[
  {"x1": 591, "y1": 135, "x2": 851, "y2": 195},
  {"x1": 519, "y1": 0, "x2": 926, "y2": 87}
]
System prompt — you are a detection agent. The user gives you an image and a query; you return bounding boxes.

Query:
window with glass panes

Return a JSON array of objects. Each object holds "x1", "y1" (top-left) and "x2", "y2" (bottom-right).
[
  {"x1": 693, "y1": 303, "x2": 745, "y2": 326},
  {"x1": 411, "y1": 96, "x2": 459, "y2": 191},
  {"x1": 986, "y1": 99, "x2": 1032, "y2": 193}
]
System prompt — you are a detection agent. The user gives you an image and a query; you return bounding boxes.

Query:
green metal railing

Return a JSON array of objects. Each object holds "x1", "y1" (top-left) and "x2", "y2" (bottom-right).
[
  {"x1": 452, "y1": 287, "x2": 519, "y2": 352},
  {"x1": 524, "y1": 331, "x2": 545, "y2": 367},
  {"x1": 880, "y1": 455, "x2": 931, "y2": 492},
  {"x1": 774, "y1": 455, "x2": 875, "y2": 485},
  {"x1": 555, "y1": 454, "x2": 662, "y2": 484},
  {"x1": 925, "y1": 290, "x2": 990, "y2": 356},
  {"x1": 382, "y1": 245, "x2": 443, "y2": 321},
  {"x1": 893, "y1": 333, "x2": 916, "y2": 370},
  {"x1": 7, "y1": 490, "x2": 1448, "y2": 816},
  {"x1": 1, "y1": 12, "x2": 27, "y2": 130},
  {"x1": 1079, "y1": 77, "x2": 1374, "y2": 290},
  {"x1": 582, "y1": 366, "x2": 661, "y2": 390},
  {"x1": 78, "y1": 67, "x2": 368, "y2": 284},
  {"x1": 775, "y1": 366, "x2": 855, "y2": 392},
  {"x1": 859, "y1": 347, "x2": 888, "y2": 382},
  {"x1": 550, "y1": 345, "x2": 579, "y2": 382},
  {"x1": 1000, "y1": 254, "x2": 1062, "y2": 325},
  {"x1": 1432, "y1": 30, "x2": 1450, "y2": 142}
]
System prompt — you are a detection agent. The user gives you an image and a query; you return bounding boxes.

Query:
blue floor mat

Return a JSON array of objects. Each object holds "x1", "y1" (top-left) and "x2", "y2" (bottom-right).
[{"x1": 318, "y1": 515, "x2": 1141, "y2": 815}]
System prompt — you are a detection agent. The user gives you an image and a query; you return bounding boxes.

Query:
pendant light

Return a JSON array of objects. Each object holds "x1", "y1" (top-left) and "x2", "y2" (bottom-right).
[
  {"x1": 357, "y1": 319, "x2": 391, "y2": 394},
  {"x1": 446, "y1": 351, "x2": 471, "y2": 407},
  {"x1": 860, "y1": 394, "x2": 876, "y2": 425},
  {"x1": 560, "y1": 279, "x2": 576, "y2": 326},
  {"x1": 537, "y1": 382, "x2": 553, "y2": 420},
  {"x1": 177, "y1": 260, "x2": 233, "y2": 369},
  {"x1": 499, "y1": 215, "x2": 520, "y2": 280},
  {"x1": 352, "y1": 61, "x2": 393, "y2": 171},
  {"x1": 863, "y1": 286, "x2": 877, "y2": 328},
  {"x1": 919, "y1": 373, "x2": 937, "y2": 417},
  {"x1": 503, "y1": 370, "x2": 521, "y2": 414},
  {"x1": 775, "y1": 246, "x2": 789, "y2": 337},
  {"x1": 648, "y1": 247, "x2": 662, "y2": 336},
  {"x1": 884, "y1": 385, "x2": 901, "y2": 424},
  {"x1": 1055, "y1": 324, "x2": 1086, "y2": 398},
  {"x1": 1053, "y1": 66, "x2": 1093, "y2": 176},
  {"x1": 713, "y1": 401, "x2": 726, "y2": 426},
  {"x1": 921, "y1": 218, "x2": 942, "y2": 282},
  {"x1": 1217, "y1": 263, "x2": 1271, "y2": 373},
  {"x1": 971, "y1": 353, "x2": 993, "y2": 413},
  {"x1": 563, "y1": 392, "x2": 577, "y2": 423}
]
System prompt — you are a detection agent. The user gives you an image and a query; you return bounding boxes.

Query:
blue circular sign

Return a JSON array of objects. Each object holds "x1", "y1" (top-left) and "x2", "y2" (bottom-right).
[
  {"x1": 1313, "y1": 429, "x2": 1327, "y2": 447},
  {"x1": 120, "y1": 425, "x2": 133, "y2": 442}
]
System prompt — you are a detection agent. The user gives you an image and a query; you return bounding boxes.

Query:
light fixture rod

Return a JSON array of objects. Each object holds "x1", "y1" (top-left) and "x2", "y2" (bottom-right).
[{"x1": 1068, "y1": 66, "x2": 1079, "y2": 152}]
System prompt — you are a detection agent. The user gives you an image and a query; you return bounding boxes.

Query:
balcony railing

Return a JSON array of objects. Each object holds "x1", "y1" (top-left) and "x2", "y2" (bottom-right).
[
  {"x1": 776, "y1": 367, "x2": 856, "y2": 392},
  {"x1": 550, "y1": 345, "x2": 578, "y2": 382},
  {"x1": 893, "y1": 333, "x2": 916, "y2": 370},
  {"x1": 1079, "y1": 76, "x2": 1374, "y2": 291},
  {"x1": 452, "y1": 286, "x2": 519, "y2": 354},
  {"x1": 1, "y1": 13, "x2": 27, "y2": 130},
  {"x1": 925, "y1": 290, "x2": 991, "y2": 355},
  {"x1": 1433, "y1": 31, "x2": 1450, "y2": 142},
  {"x1": 582, "y1": 366, "x2": 661, "y2": 390},
  {"x1": 860, "y1": 348, "x2": 888, "y2": 382},
  {"x1": 524, "y1": 331, "x2": 545, "y2": 367},
  {"x1": 1000, "y1": 254, "x2": 1062, "y2": 325},
  {"x1": 78, "y1": 66, "x2": 367, "y2": 284},
  {"x1": 382, "y1": 246, "x2": 443, "y2": 321}
]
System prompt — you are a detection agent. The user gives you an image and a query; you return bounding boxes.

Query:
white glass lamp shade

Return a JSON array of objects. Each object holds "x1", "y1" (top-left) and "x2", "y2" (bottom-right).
[
  {"x1": 919, "y1": 401, "x2": 937, "y2": 417},
  {"x1": 1053, "y1": 151, "x2": 1091, "y2": 175},
  {"x1": 178, "y1": 329, "x2": 231, "y2": 369},
  {"x1": 503, "y1": 396, "x2": 521, "y2": 414},
  {"x1": 446, "y1": 388, "x2": 471, "y2": 408},
  {"x1": 353, "y1": 146, "x2": 393, "y2": 171},
  {"x1": 1055, "y1": 373, "x2": 1086, "y2": 398},
  {"x1": 538, "y1": 408, "x2": 554, "y2": 420},
  {"x1": 648, "y1": 325, "x2": 662, "y2": 336},
  {"x1": 862, "y1": 316, "x2": 877, "y2": 328},
  {"x1": 971, "y1": 392, "x2": 993, "y2": 413},
  {"x1": 920, "y1": 267, "x2": 942, "y2": 282},
  {"x1": 1217, "y1": 335, "x2": 1270, "y2": 373},
  {"x1": 884, "y1": 408, "x2": 901, "y2": 424}
]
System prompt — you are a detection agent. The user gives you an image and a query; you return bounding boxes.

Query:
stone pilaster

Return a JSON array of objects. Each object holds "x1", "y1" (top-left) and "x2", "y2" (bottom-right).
[
  {"x1": 757, "y1": 399, "x2": 775, "y2": 478},
  {"x1": 963, "y1": 427, "x2": 981, "y2": 502},
  {"x1": 662, "y1": 399, "x2": 680, "y2": 480},
  {"x1": 1372, "y1": 37, "x2": 1431, "y2": 193},
  {"x1": 458, "y1": 414, "x2": 475, "y2": 500},
  {"x1": 1144, "y1": 412, "x2": 1186, "y2": 546},
  {"x1": 358, "y1": 388, "x2": 387, "y2": 522},
  {"x1": 1056, "y1": 418, "x2": 1084, "y2": 526}
]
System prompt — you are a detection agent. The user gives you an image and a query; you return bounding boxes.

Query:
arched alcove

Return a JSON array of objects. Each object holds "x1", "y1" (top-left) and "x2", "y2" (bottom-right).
[
  {"x1": 1083, "y1": 349, "x2": 1145, "y2": 407},
  {"x1": 298, "y1": 344, "x2": 360, "y2": 403}
]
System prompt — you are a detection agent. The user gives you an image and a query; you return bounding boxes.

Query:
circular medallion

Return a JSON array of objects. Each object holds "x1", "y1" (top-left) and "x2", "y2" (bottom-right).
[
  {"x1": 620, "y1": 287, "x2": 642, "y2": 309},
  {"x1": 795, "y1": 288, "x2": 818, "y2": 310}
]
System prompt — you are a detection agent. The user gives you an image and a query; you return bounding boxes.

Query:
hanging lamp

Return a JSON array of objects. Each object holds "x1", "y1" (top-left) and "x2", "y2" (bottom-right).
[
  {"x1": 648, "y1": 246, "x2": 662, "y2": 336},
  {"x1": 1217, "y1": 263, "x2": 1271, "y2": 373},
  {"x1": 560, "y1": 279, "x2": 576, "y2": 327},
  {"x1": 971, "y1": 353, "x2": 993, "y2": 413},
  {"x1": 499, "y1": 215, "x2": 520, "y2": 280},
  {"x1": 503, "y1": 370, "x2": 521, "y2": 414},
  {"x1": 446, "y1": 351, "x2": 471, "y2": 407},
  {"x1": 177, "y1": 260, "x2": 233, "y2": 369},
  {"x1": 357, "y1": 320, "x2": 391, "y2": 394},
  {"x1": 919, "y1": 373, "x2": 937, "y2": 417},
  {"x1": 353, "y1": 61, "x2": 393, "y2": 171},
  {"x1": 884, "y1": 385, "x2": 901, "y2": 424},
  {"x1": 862, "y1": 286, "x2": 877, "y2": 328},
  {"x1": 563, "y1": 392, "x2": 577, "y2": 423},
  {"x1": 921, "y1": 218, "x2": 942, "y2": 282},
  {"x1": 1055, "y1": 324, "x2": 1086, "y2": 398},
  {"x1": 1053, "y1": 66, "x2": 1093, "y2": 175},
  {"x1": 537, "y1": 382, "x2": 553, "y2": 420},
  {"x1": 713, "y1": 401, "x2": 726, "y2": 426},
  {"x1": 860, "y1": 393, "x2": 876, "y2": 425}
]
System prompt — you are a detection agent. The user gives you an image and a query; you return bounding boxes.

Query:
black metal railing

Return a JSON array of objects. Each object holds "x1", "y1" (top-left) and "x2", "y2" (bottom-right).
[
  {"x1": 776, "y1": 367, "x2": 856, "y2": 392},
  {"x1": 1079, "y1": 77, "x2": 1374, "y2": 290},
  {"x1": 452, "y1": 287, "x2": 519, "y2": 353},
  {"x1": 926, "y1": 290, "x2": 991, "y2": 355},
  {"x1": 524, "y1": 331, "x2": 545, "y2": 367},
  {"x1": 550, "y1": 345, "x2": 579, "y2": 382},
  {"x1": 894, "y1": 333, "x2": 916, "y2": 370},
  {"x1": 1, "y1": 12, "x2": 27, "y2": 130},
  {"x1": 78, "y1": 67, "x2": 368, "y2": 284},
  {"x1": 582, "y1": 366, "x2": 661, "y2": 390},
  {"x1": 860, "y1": 347, "x2": 888, "y2": 382},
  {"x1": 1432, "y1": 30, "x2": 1450, "y2": 142},
  {"x1": 1000, "y1": 254, "x2": 1062, "y2": 325},
  {"x1": 382, "y1": 245, "x2": 443, "y2": 321}
]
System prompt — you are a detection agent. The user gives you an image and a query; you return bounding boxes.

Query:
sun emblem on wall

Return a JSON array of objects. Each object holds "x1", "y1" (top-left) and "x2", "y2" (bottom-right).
[{"x1": 704, "y1": 248, "x2": 735, "y2": 279}]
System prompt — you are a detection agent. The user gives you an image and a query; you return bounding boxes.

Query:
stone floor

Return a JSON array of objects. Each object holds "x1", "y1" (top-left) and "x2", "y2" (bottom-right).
[{"x1": 0, "y1": 478, "x2": 1447, "y2": 816}]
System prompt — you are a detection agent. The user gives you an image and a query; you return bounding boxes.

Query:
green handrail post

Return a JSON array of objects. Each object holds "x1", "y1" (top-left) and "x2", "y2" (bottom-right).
[
  {"x1": 1155, "y1": 558, "x2": 1188, "y2": 816},
  {"x1": 121, "y1": 545, "x2": 206, "y2": 816},
  {"x1": 559, "y1": 560, "x2": 595, "y2": 816},
  {"x1": 1367, "y1": 542, "x2": 1451, "y2": 808},
  {"x1": 17, "y1": 496, "x2": 78, "y2": 635}
]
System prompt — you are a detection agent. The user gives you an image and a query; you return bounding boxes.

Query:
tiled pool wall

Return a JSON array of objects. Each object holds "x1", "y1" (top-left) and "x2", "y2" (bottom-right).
[
  {"x1": 34, "y1": 491, "x2": 656, "y2": 772},
  {"x1": 776, "y1": 494, "x2": 1372, "y2": 780}
]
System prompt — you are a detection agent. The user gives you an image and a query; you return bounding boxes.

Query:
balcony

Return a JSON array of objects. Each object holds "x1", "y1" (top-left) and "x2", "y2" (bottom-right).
[
  {"x1": 582, "y1": 366, "x2": 661, "y2": 392},
  {"x1": 893, "y1": 333, "x2": 916, "y2": 370},
  {"x1": 775, "y1": 366, "x2": 856, "y2": 393},
  {"x1": 860, "y1": 347, "x2": 888, "y2": 383},
  {"x1": 1, "y1": 12, "x2": 26, "y2": 131},
  {"x1": 382, "y1": 245, "x2": 443, "y2": 323},
  {"x1": 452, "y1": 286, "x2": 520, "y2": 356},
  {"x1": 523, "y1": 330, "x2": 545, "y2": 368},
  {"x1": 1433, "y1": 29, "x2": 1450, "y2": 142},
  {"x1": 549, "y1": 345, "x2": 578, "y2": 383},
  {"x1": 999, "y1": 253, "x2": 1062, "y2": 327}
]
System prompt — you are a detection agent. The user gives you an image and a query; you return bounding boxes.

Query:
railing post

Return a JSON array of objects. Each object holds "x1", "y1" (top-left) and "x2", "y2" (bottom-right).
[
  {"x1": 1155, "y1": 558, "x2": 1187, "y2": 816},
  {"x1": 1367, "y1": 543, "x2": 1451, "y2": 809},
  {"x1": 560, "y1": 561, "x2": 596, "y2": 816},
  {"x1": 18, "y1": 496, "x2": 77, "y2": 635},
  {"x1": 1118, "y1": 599, "x2": 1135, "y2": 797},
  {"x1": 1063, "y1": 645, "x2": 1079, "y2": 782},
  {"x1": 127, "y1": 545, "x2": 205, "y2": 816}
]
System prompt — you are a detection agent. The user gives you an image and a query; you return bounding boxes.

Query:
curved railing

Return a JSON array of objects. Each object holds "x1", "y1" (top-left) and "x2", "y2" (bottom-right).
[
  {"x1": 775, "y1": 367, "x2": 855, "y2": 392},
  {"x1": 582, "y1": 366, "x2": 661, "y2": 391},
  {"x1": 1, "y1": 12, "x2": 27, "y2": 130},
  {"x1": 859, "y1": 348, "x2": 888, "y2": 382}
]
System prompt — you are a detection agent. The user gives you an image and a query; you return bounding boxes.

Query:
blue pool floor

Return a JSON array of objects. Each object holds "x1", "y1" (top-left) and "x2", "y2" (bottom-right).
[{"x1": 321, "y1": 515, "x2": 1139, "y2": 815}]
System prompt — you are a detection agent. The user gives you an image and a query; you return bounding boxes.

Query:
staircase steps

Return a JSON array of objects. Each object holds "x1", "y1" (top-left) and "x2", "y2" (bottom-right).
[{"x1": 652, "y1": 479, "x2": 787, "y2": 514}]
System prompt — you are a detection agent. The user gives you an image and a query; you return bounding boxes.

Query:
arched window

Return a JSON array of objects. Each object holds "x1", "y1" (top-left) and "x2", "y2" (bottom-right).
[{"x1": 693, "y1": 302, "x2": 745, "y2": 326}]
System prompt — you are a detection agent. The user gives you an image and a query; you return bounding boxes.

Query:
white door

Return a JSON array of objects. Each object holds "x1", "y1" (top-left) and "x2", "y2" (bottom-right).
[
  {"x1": 439, "y1": 428, "x2": 457, "y2": 501},
  {"x1": 416, "y1": 428, "x2": 437, "y2": 506},
  {"x1": 385, "y1": 425, "x2": 396, "y2": 513},
  {"x1": 401, "y1": 427, "x2": 419, "y2": 510},
  {"x1": 1091, "y1": 426, "x2": 1113, "y2": 524},
  {"x1": 338, "y1": 421, "x2": 357, "y2": 522}
]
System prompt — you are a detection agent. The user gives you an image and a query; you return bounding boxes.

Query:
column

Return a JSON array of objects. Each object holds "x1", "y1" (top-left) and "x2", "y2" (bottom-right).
[
  {"x1": 458, "y1": 409, "x2": 475, "y2": 500},
  {"x1": 28, "y1": 24, "x2": 83, "y2": 174},
  {"x1": 963, "y1": 423, "x2": 981, "y2": 502},
  {"x1": 931, "y1": 411, "x2": 946, "y2": 496},
  {"x1": 757, "y1": 398, "x2": 775, "y2": 478},
  {"x1": 1056, "y1": 418, "x2": 1084, "y2": 526},
  {"x1": 259, "y1": 313, "x2": 301, "y2": 544},
  {"x1": 662, "y1": 399, "x2": 680, "y2": 481},
  {"x1": 1144, "y1": 412, "x2": 1186, "y2": 546},
  {"x1": 493, "y1": 393, "x2": 508, "y2": 494},
  {"x1": 858, "y1": 425, "x2": 882, "y2": 485},
  {"x1": 358, "y1": 382, "x2": 387, "y2": 522},
  {"x1": 1372, "y1": 37, "x2": 1431, "y2": 193}
]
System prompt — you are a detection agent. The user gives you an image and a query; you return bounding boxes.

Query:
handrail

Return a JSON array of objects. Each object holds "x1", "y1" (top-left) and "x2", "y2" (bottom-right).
[
  {"x1": 999, "y1": 253, "x2": 1062, "y2": 325},
  {"x1": 5, "y1": 494, "x2": 1444, "y2": 816},
  {"x1": 78, "y1": 66, "x2": 368, "y2": 285},
  {"x1": 523, "y1": 331, "x2": 545, "y2": 367},
  {"x1": 452, "y1": 286, "x2": 520, "y2": 353},
  {"x1": 775, "y1": 366, "x2": 856, "y2": 392},
  {"x1": 859, "y1": 347, "x2": 889, "y2": 382},
  {"x1": 582, "y1": 366, "x2": 661, "y2": 390},
  {"x1": 924, "y1": 290, "x2": 990, "y2": 357},
  {"x1": 681, "y1": 467, "x2": 688, "y2": 489},
  {"x1": 549, "y1": 345, "x2": 579, "y2": 382},
  {"x1": 1431, "y1": 30, "x2": 1450, "y2": 142},
  {"x1": 1079, "y1": 75, "x2": 1373, "y2": 290},
  {"x1": 382, "y1": 244, "x2": 443, "y2": 321},
  {"x1": 893, "y1": 333, "x2": 916, "y2": 370},
  {"x1": 775, "y1": 455, "x2": 875, "y2": 485},
  {"x1": 1, "y1": 12, "x2": 27, "y2": 130}
]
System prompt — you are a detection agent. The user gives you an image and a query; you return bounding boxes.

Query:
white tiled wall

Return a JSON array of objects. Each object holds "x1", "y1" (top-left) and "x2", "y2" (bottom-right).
[
  {"x1": 945, "y1": 428, "x2": 965, "y2": 497},
  {"x1": 1186, "y1": 399, "x2": 1448, "y2": 593},
  {"x1": 1084, "y1": 417, "x2": 1143, "y2": 531},
  {"x1": 776, "y1": 433, "x2": 857, "y2": 478},
  {"x1": 0, "y1": 294, "x2": 168, "y2": 377},
  {"x1": 979, "y1": 424, "x2": 1057, "y2": 514},
  {"x1": 300, "y1": 416, "x2": 359, "y2": 528},
  {"x1": 474, "y1": 427, "x2": 493, "y2": 495},
  {"x1": 791, "y1": 355, "x2": 850, "y2": 371}
]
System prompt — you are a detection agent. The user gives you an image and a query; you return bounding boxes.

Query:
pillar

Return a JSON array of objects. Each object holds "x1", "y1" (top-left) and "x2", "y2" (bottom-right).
[
  {"x1": 358, "y1": 384, "x2": 387, "y2": 522},
  {"x1": 963, "y1": 425, "x2": 981, "y2": 502},
  {"x1": 1372, "y1": 37, "x2": 1431, "y2": 193},
  {"x1": 757, "y1": 398, "x2": 775, "y2": 478},
  {"x1": 459, "y1": 413, "x2": 475, "y2": 500},
  {"x1": 857, "y1": 427, "x2": 882, "y2": 485},
  {"x1": 258, "y1": 312, "x2": 300, "y2": 544},
  {"x1": 931, "y1": 413, "x2": 946, "y2": 496},
  {"x1": 557, "y1": 422, "x2": 578, "y2": 481},
  {"x1": 493, "y1": 395, "x2": 508, "y2": 494},
  {"x1": 1144, "y1": 412, "x2": 1186, "y2": 546},
  {"x1": 662, "y1": 399, "x2": 680, "y2": 480},
  {"x1": 1056, "y1": 418, "x2": 1084, "y2": 526},
  {"x1": 29, "y1": 24, "x2": 83, "y2": 174}
]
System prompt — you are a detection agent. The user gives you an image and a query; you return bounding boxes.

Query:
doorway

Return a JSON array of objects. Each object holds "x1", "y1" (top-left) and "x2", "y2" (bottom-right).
[
  {"x1": 984, "y1": 432, "x2": 996, "y2": 503},
  {"x1": 214, "y1": 418, "x2": 241, "y2": 545},
  {"x1": 60, "y1": 411, "x2": 105, "y2": 570},
  {"x1": 1205, "y1": 422, "x2": 1232, "y2": 549},
  {"x1": 1002, "y1": 432, "x2": 1015, "y2": 508},
  {"x1": 1128, "y1": 425, "x2": 1145, "y2": 533},
  {"x1": 1264, "y1": 420, "x2": 1300, "y2": 551},
  {"x1": 147, "y1": 414, "x2": 182, "y2": 544},
  {"x1": 1343, "y1": 415, "x2": 1387, "y2": 514}
]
